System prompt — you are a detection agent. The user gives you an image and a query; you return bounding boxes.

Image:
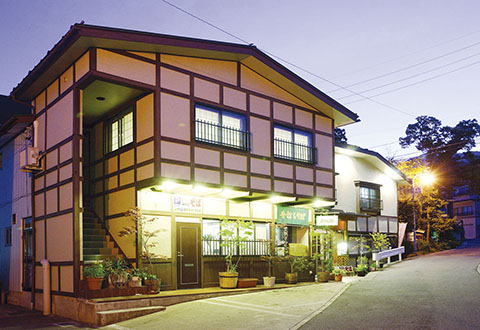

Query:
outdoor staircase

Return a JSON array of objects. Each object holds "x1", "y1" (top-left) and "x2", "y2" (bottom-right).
[{"x1": 83, "y1": 210, "x2": 122, "y2": 264}]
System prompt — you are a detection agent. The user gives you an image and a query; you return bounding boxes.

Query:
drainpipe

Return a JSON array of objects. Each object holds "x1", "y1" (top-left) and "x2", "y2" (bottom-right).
[{"x1": 40, "y1": 259, "x2": 50, "y2": 316}]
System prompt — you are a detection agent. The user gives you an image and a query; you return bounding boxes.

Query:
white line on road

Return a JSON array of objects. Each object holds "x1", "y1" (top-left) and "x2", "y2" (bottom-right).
[
  {"x1": 199, "y1": 299, "x2": 297, "y2": 317},
  {"x1": 105, "y1": 324, "x2": 132, "y2": 330},
  {"x1": 289, "y1": 282, "x2": 353, "y2": 330},
  {"x1": 212, "y1": 297, "x2": 285, "y2": 310}
]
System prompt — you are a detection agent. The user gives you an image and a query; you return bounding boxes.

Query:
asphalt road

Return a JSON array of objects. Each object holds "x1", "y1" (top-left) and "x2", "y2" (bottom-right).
[{"x1": 302, "y1": 239, "x2": 480, "y2": 330}]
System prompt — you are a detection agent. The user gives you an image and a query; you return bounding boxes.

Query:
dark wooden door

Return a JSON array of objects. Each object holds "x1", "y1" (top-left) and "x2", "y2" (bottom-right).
[{"x1": 176, "y1": 222, "x2": 201, "y2": 289}]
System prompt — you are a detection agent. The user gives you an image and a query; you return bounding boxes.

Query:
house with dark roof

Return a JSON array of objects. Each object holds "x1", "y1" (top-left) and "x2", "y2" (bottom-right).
[
  {"x1": 0, "y1": 95, "x2": 33, "y2": 299},
  {"x1": 7, "y1": 23, "x2": 359, "y2": 317}
]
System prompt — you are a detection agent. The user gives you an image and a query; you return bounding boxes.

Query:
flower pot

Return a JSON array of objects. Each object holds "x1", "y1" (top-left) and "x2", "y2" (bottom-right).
[
  {"x1": 238, "y1": 278, "x2": 258, "y2": 288},
  {"x1": 317, "y1": 271, "x2": 329, "y2": 283},
  {"x1": 285, "y1": 272, "x2": 297, "y2": 284},
  {"x1": 263, "y1": 276, "x2": 276, "y2": 288},
  {"x1": 128, "y1": 276, "x2": 142, "y2": 288},
  {"x1": 219, "y1": 272, "x2": 238, "y2": 289},
  {"x1": 357, "y1": 270, "x2": 366, "y2": 277},
  {"x1": 145, "y1": 279, "x2": 161, "y2": 293},
  {"x1": 86, "y1": 277, "x2": 103, "y2": 290},
  {"x1": 334, "y1": 274, "x2": 343, "y2": 282}
]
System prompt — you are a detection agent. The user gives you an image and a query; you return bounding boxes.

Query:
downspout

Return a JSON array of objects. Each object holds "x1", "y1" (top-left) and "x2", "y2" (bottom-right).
[{"x1": 40, "y1": 259, "x2": 50, "y2": 315}]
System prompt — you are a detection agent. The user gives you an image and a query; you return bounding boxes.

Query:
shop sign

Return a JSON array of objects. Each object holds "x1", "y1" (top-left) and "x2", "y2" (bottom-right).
[
  {"x1": 277, "y1": 206, "x2": 309, "y2": 226},
  {"x1": 315, "y1": 215, "x2": 338, "y2": 226},
  {"x1": 173, "y1": 195, "x2": 202, "y2": 213}
]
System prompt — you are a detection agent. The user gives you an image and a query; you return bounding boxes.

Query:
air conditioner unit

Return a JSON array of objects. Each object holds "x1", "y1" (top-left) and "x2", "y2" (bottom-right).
[{"x1": 20, "y1": 147, "x2": 42, "y2": 172}]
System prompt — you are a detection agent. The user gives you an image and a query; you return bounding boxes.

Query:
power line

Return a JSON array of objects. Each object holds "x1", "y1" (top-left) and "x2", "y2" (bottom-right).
[
  {"x1": 160, "y1": 0, "x2": 417, "y2": 118},
  {"x1": 345, "y1": 58, "x2": 480, "y2": 104},
  {"x1": 338, "y1": 50, "x2": 480, "y2": 101},
  {"x1": 328, "y1": 39, "x2": 480, "y2": 94}
]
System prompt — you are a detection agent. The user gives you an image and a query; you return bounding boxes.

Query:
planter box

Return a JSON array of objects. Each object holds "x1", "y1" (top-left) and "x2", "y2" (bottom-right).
[{"x1": 237, "y1": 278, "x2": 258, "y2": 288}]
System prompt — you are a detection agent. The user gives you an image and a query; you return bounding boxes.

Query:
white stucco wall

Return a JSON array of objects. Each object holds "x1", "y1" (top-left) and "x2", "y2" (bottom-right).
[{"x1": 335, "y1": 152, "x2": 399, "y2": 217}]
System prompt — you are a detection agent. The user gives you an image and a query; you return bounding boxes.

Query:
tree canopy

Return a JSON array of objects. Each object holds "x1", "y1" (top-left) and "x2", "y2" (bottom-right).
[{"x1": 334, "y1": 127, "x2": 348, "y2": 144}]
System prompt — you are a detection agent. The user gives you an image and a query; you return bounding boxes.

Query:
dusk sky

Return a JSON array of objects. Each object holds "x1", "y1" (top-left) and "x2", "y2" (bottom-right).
[{"x1": 1, "y1": 0, "x2": 479, "y2": 159}]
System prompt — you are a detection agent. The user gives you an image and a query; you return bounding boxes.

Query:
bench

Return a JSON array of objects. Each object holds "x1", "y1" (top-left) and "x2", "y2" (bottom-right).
[{"x1": 372, "y1": 247, "x2": 405, "y2": 267}]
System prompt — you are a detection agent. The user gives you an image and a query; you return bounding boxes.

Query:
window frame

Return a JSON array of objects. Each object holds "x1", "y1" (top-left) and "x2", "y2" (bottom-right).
[
  {"x1": 105, "y1": 108, "x2": 134, "y2": 153},
  {"x1": 5, "y1": 226, "x2": 12, "y2": 246},
  {"x1": 194, "y1": 103, "x2": 250, "y2": 151},
  {"x1": 273, "y1": 124, "x2": 316, "y2": 164}
]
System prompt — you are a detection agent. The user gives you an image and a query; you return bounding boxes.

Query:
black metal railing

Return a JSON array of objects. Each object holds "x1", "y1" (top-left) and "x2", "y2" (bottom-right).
[
  {"x1": 273, "y1": 138, "x2": 316, "y2": 164},
  {"x1": 359, "y1": 197, "x2": 383, "y2": 211},
  {"x1": 195, "y1": 120, "x2": 250, "y2": 151},
  {"x1": 202, "y1": 238, "x2": 269, "y2": 256}
]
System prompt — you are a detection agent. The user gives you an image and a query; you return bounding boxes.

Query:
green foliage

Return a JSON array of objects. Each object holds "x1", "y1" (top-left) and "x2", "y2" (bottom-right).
[
  {"x1": 103, "y1": 257, "x2": 128, "y2": 277},
  {"x1": 356, "y1": 256, "x2": 368, "y2": 266},
  {"x1": 286, "y1": 256, "x2": 314, "y2": 274},
  {"x1": 83, "y1": 262, "x2": 105, "y2": 279},
  {"x1": 355, "y1": 264, "x2": 369, "y2": 273},
  {"x1": 220, "y1": 218, "x2": 254, "y2": 273},
  {"x1": 260, "y1": 238, "x2": 280, "y2": 277},
  {"x1": 312, "y1": 229, "x2": 334, "y2": 272},
  {"x1": 121, "y1": 207, "x2": 167, "y2": 277},
  {"x1": 333, "y1": 268, "x2": 346, "y2": 276},
  {"x1": 334, "y1": 128, "x2": 348, "y2": 144},
  {"x1": 351, "y1": 236, "x2": 371, "y2": 258},
  {"x1": 370, "y1": 232, "x2": 391, "y2": 251}
]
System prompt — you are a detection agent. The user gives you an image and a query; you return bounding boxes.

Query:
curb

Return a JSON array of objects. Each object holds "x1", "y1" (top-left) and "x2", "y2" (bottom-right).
[{"x1": 289, "y1": 282, "x2": 353, "y2": 330}]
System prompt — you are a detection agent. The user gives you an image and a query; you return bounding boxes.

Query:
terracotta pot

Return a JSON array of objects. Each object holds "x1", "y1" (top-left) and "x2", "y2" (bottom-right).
[
  {"x1": 317, "y1": 271, "x2": 329, "y2": 283},
  {"x1": 86, "y1": 277, "x2": 103, "y2": 290},
  {"x1": 263, "y1": 276, "x2": 276, "y2": 288},
  {"x1": 334, "y1": 274, "x2": 343, "y2": 282},
  {"x1": 285, "y1": 272, "x2": 297, "y2": 284},
  {"x1": 145, "y1": 279, "x2": 161, "y2": 293},
  {"x1": 219, "y1": 272, "x2": 238, "y2": 289}
]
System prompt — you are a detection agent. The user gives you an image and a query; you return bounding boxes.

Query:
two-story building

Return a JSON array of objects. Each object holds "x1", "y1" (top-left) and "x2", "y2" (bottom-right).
[
  {"x1": 7, "y1": 23, "x2": 358, "y2": 313},
  {"x1": 0, "y1": 95, "x2": 33, "y2": 300},
  {"x1": 317, "y1": 144, "x2": 408, "y2": 259},
  {"x1": 451, "y1": 185, "x2": 480, "y2": 239}
]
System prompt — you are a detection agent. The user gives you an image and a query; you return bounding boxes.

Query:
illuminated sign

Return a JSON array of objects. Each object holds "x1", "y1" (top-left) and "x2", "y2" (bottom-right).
[
  {"x1": 315, "y1": 215, "x2": 338, "y2": 226},
  {"x1": 277, "y1": 206, "x2": 309, "y2": 226},
  {"x1": 173, "y1": 195, "x2": 202, "y2": 213}
]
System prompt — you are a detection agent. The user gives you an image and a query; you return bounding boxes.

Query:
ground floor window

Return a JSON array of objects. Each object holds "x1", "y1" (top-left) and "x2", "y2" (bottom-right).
[
  {"x1": 22, "y1": 217, "x2": 33, "y2": 291},
  {"x1": 202, "y1": 219, "x2": 270, "y2": 256}
]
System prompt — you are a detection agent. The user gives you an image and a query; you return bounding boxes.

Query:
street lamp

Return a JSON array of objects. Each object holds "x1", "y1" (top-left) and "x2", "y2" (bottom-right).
[{"x1": 411, "y1": 172, "x2": 435, "y2": 254}]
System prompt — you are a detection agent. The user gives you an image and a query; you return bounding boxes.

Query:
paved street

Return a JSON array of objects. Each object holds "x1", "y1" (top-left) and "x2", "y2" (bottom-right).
[
  {"x1": 302, "y1": 239, "x2": 480, "y2": 330},
  {"x1": 104, "y1": 281, "x2": 353, "y2": 330}
]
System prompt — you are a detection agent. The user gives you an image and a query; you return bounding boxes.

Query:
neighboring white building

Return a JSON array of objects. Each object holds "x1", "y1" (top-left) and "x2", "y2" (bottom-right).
[{"x1": 319, "y1": 144, "x2": 408, "y2": 256}]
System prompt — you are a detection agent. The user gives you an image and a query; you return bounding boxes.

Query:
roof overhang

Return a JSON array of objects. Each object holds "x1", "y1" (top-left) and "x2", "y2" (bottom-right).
[
  {"x1": 335, "y1": 144, "x2": 409, "y2": 184},
  {"x1": 11, "y1": 24, "x2": 359, "y2": 126},
  {"x1": 0, "y1": 114, "x2": 34, "y2": 148}
]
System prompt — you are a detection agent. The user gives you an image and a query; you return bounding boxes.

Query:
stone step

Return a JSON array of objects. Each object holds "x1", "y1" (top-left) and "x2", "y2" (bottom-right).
[{"x1": 96, "y1": 305, "x2": 166, "y2": 326}]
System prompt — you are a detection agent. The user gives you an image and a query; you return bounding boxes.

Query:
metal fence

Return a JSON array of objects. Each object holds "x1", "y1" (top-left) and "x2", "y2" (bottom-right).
[
  {"x1": 359, "y1": 197, "x2": 383, "y2": 211},
  {"x1": 202, "y1": 238, "x2": 270, "y2": 256},
  {"x1": 273, "y1": 138, "x2": 316, "y2": 163},
  {"x1": 195, "y1": 120, "x2": 250, "y2": 151}
]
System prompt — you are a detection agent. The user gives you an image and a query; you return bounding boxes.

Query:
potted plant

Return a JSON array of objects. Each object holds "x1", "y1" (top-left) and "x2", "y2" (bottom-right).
[
  {"x1": 128, "y1": 268, "x2": 144, "y2": 287},
  {"x1": 104, "y1": 257, "x2": 129, "y2": 288},
  {"x1": 370, "y1": 232, "x2": 391, "y2": 252},
  {"x1": 332, "y1": 268, "x2": 346, "y2": 282},
  {"x1": 83, "y1": 262, "x2": 105, "y2": 290},
  {"x1": 120, "y1": 208, "x2": 167, "y2": 290},
  {"x1": 144, "y1": 273, "x2": 161, "y2": 293},
  {"x1": 312, "y1": 229, "x2": 333, "y2": 283},
  {"x1": 284, "y1": 256, "x2": 314, "y2": 284},
  {"x1": 219, "y1": 218, "x2": 254, "y2": 289},
  {"x1": 261, "y1": 239, "x2": 279, "y2": 288},
  {"x1": 369, "y1": 262, "x2": 378, "y2": 272},
  {"x1": 355, "y1": 263, "x2": 369, "y2": 277}
]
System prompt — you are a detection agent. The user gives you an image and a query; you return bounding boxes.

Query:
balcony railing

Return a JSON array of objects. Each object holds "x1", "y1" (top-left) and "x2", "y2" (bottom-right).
[
  {"x1": 202, "y1": 237, "x2": 269, "y2": 256},
  {"x1": 195, "y1": 120, "x2": 250, "y2": 151},
  {"x1": 273, "y1": 138, "x2": 316, "y2": 164},
  {"x1": 359, "y1": 197, "x2": 383, "y2": 211}
]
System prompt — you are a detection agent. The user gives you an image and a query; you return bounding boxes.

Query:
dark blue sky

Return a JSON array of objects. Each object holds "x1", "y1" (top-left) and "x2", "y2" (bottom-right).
[{"x1": 1, "y1": 0, "x2": 479, "y2": 157}]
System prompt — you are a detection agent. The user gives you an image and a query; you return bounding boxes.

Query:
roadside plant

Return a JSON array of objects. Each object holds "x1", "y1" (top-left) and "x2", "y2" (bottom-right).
[
  {"x1": 286, "y1": 255, "x2": 314, "y2": 274},
  {"x1": 352, "y1": 235, "x2": 371, "y2": 260},
  {"x1": 370, "y1": 232, "x2": 391, "y2": 251},
  {"x1": 220, "y1": 218, "x2": 254, "y2": 273},
  {"x1": 332, "y1": 268, "x2": 346, "y2": 276},
  {"x1": 83, "y1": 262, "x2": 105, "y2": 279},
  {"x1": 120, "y1": 207, "x2": 167, "y2": 277},
  {"x1": 261, "y1": 239, "x2": 280, "y2": 277},
  {"x1": 312, "y1": 229, "x2": 334, "y2": 273}
]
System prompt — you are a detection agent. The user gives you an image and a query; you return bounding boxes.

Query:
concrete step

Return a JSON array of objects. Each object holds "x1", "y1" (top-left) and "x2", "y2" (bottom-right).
[
  {"x1": 96, "y1": 305, "x2": 166, "y2": 326},
  {"x1": 83, "y1": 228, "x2": 106, "y2": 236}
]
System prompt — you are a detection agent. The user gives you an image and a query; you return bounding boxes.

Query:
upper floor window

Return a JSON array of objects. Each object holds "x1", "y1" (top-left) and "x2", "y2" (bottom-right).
[
  {"x1": 195, "y1": 104, "x2": 249, "y2": 151},
  {"x1": 107, "y1": 111, "x2": 133, "y2": 152},
  {"x1": 357, "y1": 183, "x2": 382, "y2": 213},
  {"x1": 457, "y1": 206, "x2": 473, "y2": 216},
  {"x1": 273, "y1": 126, "x2": 315, "y2": 163},
  {"x1": 5, "y1": 226, "x2": 12, "y2": 246}
]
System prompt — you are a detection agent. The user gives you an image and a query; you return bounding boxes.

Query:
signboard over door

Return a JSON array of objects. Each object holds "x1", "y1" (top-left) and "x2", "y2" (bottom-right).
[
  {"x1": 315, "y1": 215, "x2": 338, "y2": 226},
  {"x1": 277, "y1": 206, "x2": 309, "y2": 226},
  {"x1": 173, "y1": 195, "x2": 202, "y2": 213}
]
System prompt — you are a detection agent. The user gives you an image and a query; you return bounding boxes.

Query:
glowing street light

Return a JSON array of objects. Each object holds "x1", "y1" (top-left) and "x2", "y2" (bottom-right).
[{"x1": 412, "y1": 171, "x2": 436, "y2": 255}]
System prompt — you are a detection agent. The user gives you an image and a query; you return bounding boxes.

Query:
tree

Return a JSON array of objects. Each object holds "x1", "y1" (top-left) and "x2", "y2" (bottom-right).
[
  {"x1": 396, "y1": 160, "x2": 456, "y2": 243},
  {"x1": 334, "y1": 127, "x2": 348, "y2": 144},
  {"x1": 399, "y1": 116, "x2": 480, "y2": 164}
]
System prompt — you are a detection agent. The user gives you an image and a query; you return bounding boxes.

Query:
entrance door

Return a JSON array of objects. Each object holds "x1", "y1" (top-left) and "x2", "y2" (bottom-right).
[{"x1": 176, "y1": 221, "x2": 201, "y2": 289}]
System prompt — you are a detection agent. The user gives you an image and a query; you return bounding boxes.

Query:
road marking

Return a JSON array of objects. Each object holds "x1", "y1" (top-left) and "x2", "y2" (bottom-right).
[
  {"x1": 199, "y1": 300, "x2": 297, "y2": 317},
  {"x1": 289, "y1": 282, "x2": 352, "y2": 330},
  {"x1": 212, "y1": 297, "x2": 285, "y2": 310},
  {"x1": 105, "y1": 324, "x2": 132, "y2": 330}
]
